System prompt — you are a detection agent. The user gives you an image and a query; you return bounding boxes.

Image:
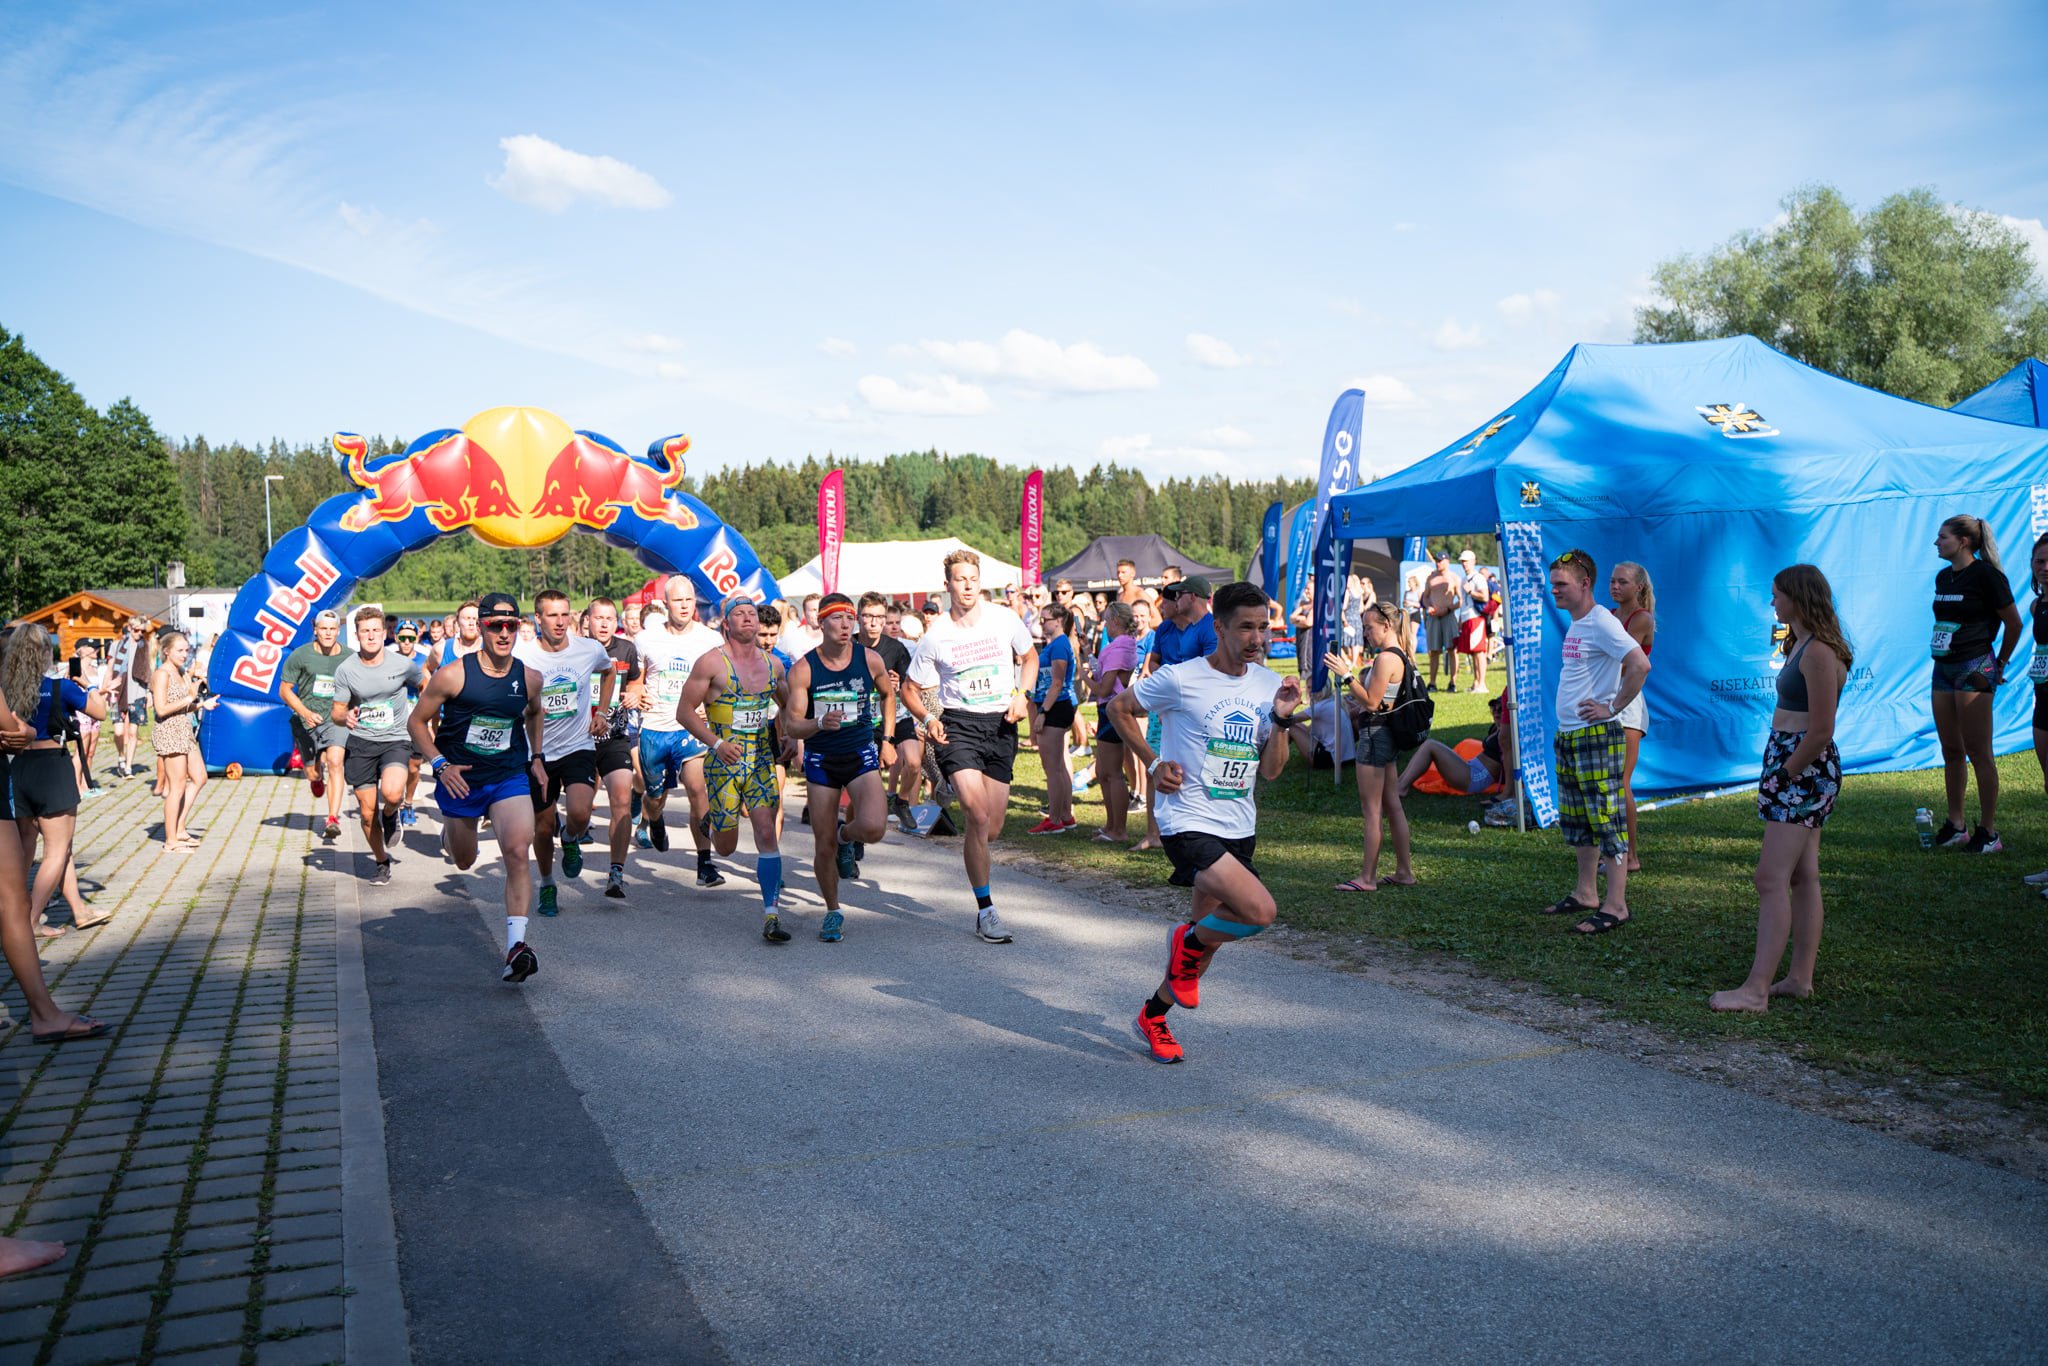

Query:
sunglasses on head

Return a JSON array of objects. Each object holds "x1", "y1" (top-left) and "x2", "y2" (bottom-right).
[{"x1": 482, "y1": 618, "x2": 522, "y2": 632}]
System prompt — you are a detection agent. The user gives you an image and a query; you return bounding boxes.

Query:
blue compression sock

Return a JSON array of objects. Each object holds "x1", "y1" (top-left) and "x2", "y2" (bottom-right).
[
  {"x1": 759, "y1": 854, "x2": 783, "y2": 910},
  {"x1": 1195, "y1": 914, "x2": 1264, "y2": 941},
  {"x1": 972, "y1": 884, "x2": 993, "y2": 909}
]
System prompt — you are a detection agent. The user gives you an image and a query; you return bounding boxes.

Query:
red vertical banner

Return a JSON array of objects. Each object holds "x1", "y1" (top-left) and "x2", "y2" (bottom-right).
[
  {"x1": 1020, "y1": 469, "x2": 1044, "y2": 588},
  {"x1": 818, "y1": 469, "x2": 845, "y2": 594}
]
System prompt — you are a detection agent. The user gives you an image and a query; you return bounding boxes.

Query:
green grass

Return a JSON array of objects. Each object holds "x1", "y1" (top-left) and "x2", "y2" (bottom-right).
[{"x1": 1004, "y1": 678, "x2": 2048, "y2": 1105}]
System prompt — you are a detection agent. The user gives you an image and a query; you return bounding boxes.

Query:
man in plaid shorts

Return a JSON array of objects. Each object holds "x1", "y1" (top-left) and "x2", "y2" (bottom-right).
[{"x1": 1543, "y1": 549, "x2": 1650, "y2": 934}]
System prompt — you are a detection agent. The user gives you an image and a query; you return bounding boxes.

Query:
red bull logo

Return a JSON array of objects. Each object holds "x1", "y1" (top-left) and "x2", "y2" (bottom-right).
[
  {"x1": 337, "y1": 409, "x2": 696, "y2": 548},
  {"x1": 228, "y1": 546, "x2": 343, "y2": 695}
]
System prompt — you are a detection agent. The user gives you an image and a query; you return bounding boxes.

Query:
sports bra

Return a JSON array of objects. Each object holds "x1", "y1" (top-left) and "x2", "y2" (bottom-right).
[
  {"x1": 1776, "y1": 637, "x2": 1810, "y2": 711},
  {"x1": 1623, "y1": 609, "x2": 1654, "y2": 657}
]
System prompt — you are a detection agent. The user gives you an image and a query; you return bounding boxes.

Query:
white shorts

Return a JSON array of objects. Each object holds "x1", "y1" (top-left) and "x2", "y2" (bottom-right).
[{"x1": 1615, "y1": 691, "x2": 1648, "y2": 736}]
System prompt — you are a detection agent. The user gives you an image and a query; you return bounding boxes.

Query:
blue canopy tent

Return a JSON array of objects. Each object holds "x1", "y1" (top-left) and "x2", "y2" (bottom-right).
[
  {"x1": 1953, "y1": 358, "x2": 2048, "y2": 427},
  {"x1": 1329, "y1": 336, "x2": 2048, "y2": 822}
]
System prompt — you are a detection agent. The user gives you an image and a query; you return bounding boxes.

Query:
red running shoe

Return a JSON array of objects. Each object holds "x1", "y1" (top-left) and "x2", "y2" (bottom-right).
[
  {"x1": 1132, "y1": 1010, "x2": 1183, "y2": 1063},
  {"x1": 1026, "y1": 816, "x2": 1072, "y2": 836},
  {"x1": 1164, "y1": 923, "x2": 1211, "y2": 1009},
  {"x1": 308, "y1": 768, "x2": 325, "y2": 799}
]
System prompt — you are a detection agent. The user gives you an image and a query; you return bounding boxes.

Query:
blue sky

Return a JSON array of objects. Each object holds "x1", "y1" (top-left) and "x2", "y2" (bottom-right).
[{"x1": 1, "y1": 1, "x2": 2043, "y2": 484}]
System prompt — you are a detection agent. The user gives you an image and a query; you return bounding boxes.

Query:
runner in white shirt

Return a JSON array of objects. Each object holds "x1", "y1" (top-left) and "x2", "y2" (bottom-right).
[
  {"x1": 634, "y1": 575, "x2": 727, "y2": 886},
  {"x1": 514, "y1": 590, "x2": 615, "y2": 917},
  {"x1": 901, "y1": 549, "x2": 1039, "y2": 943},
  {"x1": 1109, "y1": 582, "x2": 1302, "y2": 1063}
]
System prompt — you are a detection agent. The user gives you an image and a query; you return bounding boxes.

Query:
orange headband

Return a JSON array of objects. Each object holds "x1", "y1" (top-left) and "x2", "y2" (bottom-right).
[{"x1": 820, "y1": 602, "x2": 855, "y2": 621}]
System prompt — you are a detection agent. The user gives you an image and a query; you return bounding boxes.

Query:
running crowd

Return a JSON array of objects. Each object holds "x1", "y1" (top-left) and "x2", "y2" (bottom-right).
[{"x1": 0, "y1": 514, "x2": 2039, "y2": 1073}]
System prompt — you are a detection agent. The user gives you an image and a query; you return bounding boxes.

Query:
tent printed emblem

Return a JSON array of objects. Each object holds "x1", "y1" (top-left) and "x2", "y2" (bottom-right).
[
  {"x1": 1696, "y1": 402, "x2": 1778, "y2": 439},
  {"x1": 1770, "y1": 621, "x2": 1792, "y2": 671},
  {"x1": 1457, "y1": 415, "x2": 1515, "y2": 454},
  {"x1": 1519, "y1": 481, "x2": 1541, "y2": 507}
]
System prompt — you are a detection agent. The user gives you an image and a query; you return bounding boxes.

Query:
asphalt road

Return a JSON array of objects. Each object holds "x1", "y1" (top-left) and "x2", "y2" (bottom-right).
[{"x1": 359, "y1": 804, "x2": 2048, "y2": 1363}]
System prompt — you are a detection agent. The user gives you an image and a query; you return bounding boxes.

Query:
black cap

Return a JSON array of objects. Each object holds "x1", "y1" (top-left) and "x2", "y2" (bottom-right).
[
  {"x1": 1161, "y1": 574, "x2": 1214, "y2": 600},
  {"x1": 477, "y1": 591, "x2": 520, "y2": 618}
]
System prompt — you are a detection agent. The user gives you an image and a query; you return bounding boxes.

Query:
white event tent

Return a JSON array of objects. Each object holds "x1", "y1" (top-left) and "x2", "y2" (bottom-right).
[{"x1": 776, "y1": 537, "x2": 1024, "y2": 602}]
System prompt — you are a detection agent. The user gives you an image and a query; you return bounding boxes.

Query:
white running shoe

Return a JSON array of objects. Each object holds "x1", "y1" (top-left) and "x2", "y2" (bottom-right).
[{"x1": 975, "y1": 908, "x2": 1013, "y2": 944}]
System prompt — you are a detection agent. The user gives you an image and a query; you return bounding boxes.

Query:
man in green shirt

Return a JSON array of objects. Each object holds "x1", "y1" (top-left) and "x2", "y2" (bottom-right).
[{"x1": 280, "y1": 610, "x2": 350, "y2": 841}]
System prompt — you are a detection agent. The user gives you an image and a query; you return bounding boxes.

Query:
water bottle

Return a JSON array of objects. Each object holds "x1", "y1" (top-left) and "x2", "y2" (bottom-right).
[{"x1": 1914, "y1": 808, "x2": 1935, "y2": 850}]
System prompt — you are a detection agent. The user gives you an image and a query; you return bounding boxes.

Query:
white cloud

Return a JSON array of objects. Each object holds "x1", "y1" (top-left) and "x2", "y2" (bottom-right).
[
  {"x1": 1496, "y1": 289, "x2": 1562, "y2": 321},
  {"x1": 488, "y1": 134, "x2": 671, "y2": 213},
  {"x1": 655, "y1": 361, "x2": 688, "y2": 382},
  {"x1": 1393, "y1": 222, "x2": 1418, "y2": 233},
  {"x1": 818, "y1": 336, "x2": 857, "y2": 357},
  {"x1": 813, "y1": 403, "x2": 856, "y2": 423},
  {"x1": 624, "y1": 333, "x2": 682, "y2": 354},
  {"x1": 1328, "y1": 297, "x2": 1363, "y2": 318},
  {"x1": 1194, "y1": 424, "x2": 1257, "y2": 448},
  {"x1": 1350, "y1": 374, "x2": 1421, "y2": 410},
  {"x1": 1999, "y1": 214, "x2": 2048, "y2": 286},
  {"x1": 1432, "y1": 318, "x2": 1484, "y2": 350},
  {"x1": 1097, "y1": 432, "x2": 1235, "y2": 471},
  {"x1": 336, "y1": 201, "x2": 379, "y2": 236},
  {"x1": 918, "y1": 329, "x2": 1157, "y2": 393},
  {"x1": 1185, "y1": 332, "x2": 1251, "y2": 369},
  {"x1": 857, "y1": 373, "x2": 993, "y2": 416},
  {"x1": 1100, "y1": 433, "x2": 1154, "y2": 461}
]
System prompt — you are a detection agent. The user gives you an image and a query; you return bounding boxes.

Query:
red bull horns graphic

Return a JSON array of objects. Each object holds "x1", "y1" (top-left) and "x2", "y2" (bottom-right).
[{"x1": 201, "y1": 405, "x2": 781, "y2": 774}]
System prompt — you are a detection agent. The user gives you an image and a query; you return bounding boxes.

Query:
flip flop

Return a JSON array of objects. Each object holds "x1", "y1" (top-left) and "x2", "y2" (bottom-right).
[
  {"x1": 1091, "y1": 832, "x2": 1122, "y2": 843},
  {"x1": 34, "y1": 922, "x2": 69, "y2": 940},
  {"x1": 1334, "y1": 878, "x2": 1377, "y2": 892},
  {"x1": 69, "y1": 913, "x2": 114, "y2": 931},
  {"x1": 1382, "y1": 874, "x2": 1417, "y2": 887},
  {"x1": 33, "y1": 1016, "x2": 108, "y2": 1045},
  {"x1": 1573, "y1": 909, "x2": 1631, "y2": 935},
  {"x1": 1539, "y1": 896, "x2": 1597, "y2": 917}
]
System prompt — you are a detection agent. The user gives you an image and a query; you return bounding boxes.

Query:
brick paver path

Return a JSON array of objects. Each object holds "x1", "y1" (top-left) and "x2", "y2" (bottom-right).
[{"x1": 0, "y1": 760, "x2": 350, "y2": 1365}]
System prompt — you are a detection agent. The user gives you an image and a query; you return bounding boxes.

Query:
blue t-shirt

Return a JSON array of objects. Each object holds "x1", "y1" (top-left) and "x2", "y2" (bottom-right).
[
  {"x1": 27, "y1": 678, "x2": 92, "y2": 740},
  {"x1": 1150, "y1": 614, "x2": 1218, "y2": 669},
  {"x1": 1031, "y1": 635, "x2": 1079, "y2": 706},
  {"x1": 1135, "y1": 629, "x2": 1157, "y2": 663}
]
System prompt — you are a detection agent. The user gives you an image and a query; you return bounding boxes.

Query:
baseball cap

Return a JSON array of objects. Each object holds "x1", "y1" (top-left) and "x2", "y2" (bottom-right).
[
  {"x1": 477, "y1": 591, "x2": 520, "y2": 619},
  {"x1": 1162, "y1": 574, "x2": 1214, "y2": 600},
  {"x1": 1459, "y1": 549, "x2": 1477, "y2": 562},
  {"x1": 313, "y1": 609, "x2": 341, "y2": 627},
  {"x1": 396, "y1": 619, "x2": 420, "y2": 636}
]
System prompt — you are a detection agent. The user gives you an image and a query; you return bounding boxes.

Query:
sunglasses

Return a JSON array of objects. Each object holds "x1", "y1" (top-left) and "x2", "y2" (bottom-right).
[
  {"x1": 396, "y1": 634, "x2": 418, "y2": 642},
  {"x1": 482, "y1": 618, "x2": 522, "y2": 632}
]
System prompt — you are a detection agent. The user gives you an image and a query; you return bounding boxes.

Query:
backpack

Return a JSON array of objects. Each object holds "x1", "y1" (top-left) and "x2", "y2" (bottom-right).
[{"x1": 1380, "y1": 650, "x2": 1434, "y2": 751}]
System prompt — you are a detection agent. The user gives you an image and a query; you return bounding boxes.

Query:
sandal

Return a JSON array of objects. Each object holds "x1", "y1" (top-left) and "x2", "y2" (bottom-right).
[
  {"x1": 1334, "y1": 877, "x2": 1377, "y2": 892},
  {"x1": 70, "y1": 912, "x2": 115, "y2": 931},
  {"x1": 33, "y1": 1016, "x2": 108, "y2": 1044},
  {"x1": 1573, "y1": 909, "x2": 1631, "y2": 935},
  {"x1": 34, "y1": 921, "x2": 68, "y2": 940},
  {"x1": 1382, "y1": 874, "x2": 1417, "y2": 887},
  {"x1": 1539, "y1": 896, "x2": 1597, "y2": 917}
]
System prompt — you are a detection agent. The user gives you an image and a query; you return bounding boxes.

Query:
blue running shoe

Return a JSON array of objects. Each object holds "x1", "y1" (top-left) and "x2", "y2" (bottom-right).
[
  {"x1": 818, "y1": 910, "x2": 844, "y2": 942},
  {"x1": 836, "y1": 837, "x2": 857, "y2": 881},
  {"x1": 537, "y1": 885, "x2": 559, "y2": 917},
  {"x1": 563, "y1": 838, "x2": 583, "y2": 880}
]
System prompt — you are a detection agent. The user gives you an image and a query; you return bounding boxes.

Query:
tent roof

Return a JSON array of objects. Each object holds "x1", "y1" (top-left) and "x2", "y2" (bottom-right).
[
  {"x1": 1953, "y1": 358, "x2": 2048, "y2": 427},
  {"x1": 1331, "y1": 336, "x2": 2048, "y2": 539},
  {"x1": 1044, "y1": 534, "x2": 1230, "y2": 588},
  {"x1": 779, "y1": 537, "x2": 1022, "y2": 599}
]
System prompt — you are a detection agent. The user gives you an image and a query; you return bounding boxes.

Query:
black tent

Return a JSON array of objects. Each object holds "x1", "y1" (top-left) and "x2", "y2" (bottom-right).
[{"x1": 1044, "y1": 534, "x2": 1231, "y2": 590}]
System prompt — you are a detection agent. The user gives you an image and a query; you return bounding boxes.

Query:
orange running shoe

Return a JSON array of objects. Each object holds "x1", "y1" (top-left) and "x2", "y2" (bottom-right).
[
  {"x1": 1132, "y1": 1010, "x2": 1183, "y2": 1064},
  {"x1": 1164, "y1": 923, "x2": 1211, "y2": 1009}
]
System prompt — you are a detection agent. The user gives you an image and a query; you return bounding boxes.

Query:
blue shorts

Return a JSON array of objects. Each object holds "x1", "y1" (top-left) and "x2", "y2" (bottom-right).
[
  {"x1": 435, "y1": 772, "x2": 535, "y2": 823},
  {"x1": 1467, "y1": 757, "x2": 1497, "y2": 792},
  {"x1": 803, "y1": 743, "x2": 881, "y2": 791},
  {"x1": 638, "y1": 728, "x2": 707, "y2": 795}
]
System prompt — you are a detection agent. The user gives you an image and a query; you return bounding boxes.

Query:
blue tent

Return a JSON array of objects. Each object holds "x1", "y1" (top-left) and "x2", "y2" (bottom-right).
[
  {"x1": 1330, "y1": 336, "x2": 2048, "y2": 816},
  {"x1": 1953, "y1": 358, "x2": 2048, "y2": 427}
]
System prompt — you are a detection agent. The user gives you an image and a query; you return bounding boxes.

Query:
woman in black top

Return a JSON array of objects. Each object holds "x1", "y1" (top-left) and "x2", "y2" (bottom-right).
[
  {"x1": 1929, "y1": 515, "x2": 2021, "y2": 853},
  {"x1": 2024, "y1": 535, "x2": 2048, "y2": 891}
]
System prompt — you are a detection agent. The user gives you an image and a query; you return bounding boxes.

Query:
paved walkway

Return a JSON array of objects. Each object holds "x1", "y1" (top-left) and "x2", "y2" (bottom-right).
[
  {"x1": 5, "y1": 764, "x2": 2047, "y2": 1362},
  {"x1": 0, "y1": 760, "x2": 385, "y2": 1366}
]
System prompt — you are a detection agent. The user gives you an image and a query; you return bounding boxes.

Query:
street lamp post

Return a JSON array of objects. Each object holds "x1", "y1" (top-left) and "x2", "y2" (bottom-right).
[{"x1": 264, "y1": 474, "x2": 285, "y2": 549}]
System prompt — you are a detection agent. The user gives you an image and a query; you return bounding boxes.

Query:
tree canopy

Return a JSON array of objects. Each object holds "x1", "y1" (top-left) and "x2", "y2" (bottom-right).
[{"x1": 1634, "y1": 185, "x2": 2048, "y2": 406}]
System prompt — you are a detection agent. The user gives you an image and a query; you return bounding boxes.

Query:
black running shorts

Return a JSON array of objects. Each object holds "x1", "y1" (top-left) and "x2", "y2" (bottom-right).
[
  {"x1": 1162, "y1": 830, "x2": 1259, "y2": 889},
  {"x1": 344, "y1": 737, "x2": 414, "y2": 791},
  {"x1": 530, "y1": 749, "x2": 599, "y2": 810},
  {"x1": 595, "y1": 735, "x2": 636, "y2": 778},
  {"x1": 934, "y1": 709, "x2": 1018, "y2": 785}
]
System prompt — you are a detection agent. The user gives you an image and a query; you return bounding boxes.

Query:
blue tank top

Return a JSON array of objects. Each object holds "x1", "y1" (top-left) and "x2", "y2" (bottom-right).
[
  {"x1": 434, "y1": 656, "x2": 532, "y2": 781},
  {"x1": 803, "y1": 645, "x2": 878, "y2": 755}
]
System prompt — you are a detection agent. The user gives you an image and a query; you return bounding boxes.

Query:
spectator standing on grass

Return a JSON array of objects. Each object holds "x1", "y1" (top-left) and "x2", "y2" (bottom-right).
[
  {"x1": 1710, "y1": 565, "x2": 1849, "y2": 1013},
  {"x1": 1459, "y1": 550, "x2": 1494, "y2": 694},
  {"x1": 1421, "y1": 550, "x2": 1463, "y2": 691},
  {"x1": 1326, "y1": 602, "x2": 1417, "y2": 892},
  {"x1": 1088, "y1": 601, "x2": 1140, "y2": 843},
  {"x1": 1609, "y1": 561, "x2": 1656, "y2": 873},
  {"x1": 1928, "y1": 514, "x2": 2020, "y2": 853},
  {"x1": 151, "y1": 629, "x2": 219, "y2": 853},
  {"x1": 1027, "y1": 604, "x2": 1080, "y2": 836},
  {"x1": 1541, "y1": 549, "x2": 1649, "y2": 935}
]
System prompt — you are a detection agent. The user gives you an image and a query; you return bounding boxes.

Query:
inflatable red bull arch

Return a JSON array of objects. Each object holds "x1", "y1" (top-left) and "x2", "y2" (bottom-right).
[{"x1": 202, "y1": 405, "x2": 782, "y2": 773}]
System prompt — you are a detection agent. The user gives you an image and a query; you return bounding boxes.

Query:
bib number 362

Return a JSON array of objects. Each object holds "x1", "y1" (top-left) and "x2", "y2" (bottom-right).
[{"x1": 467, "y1": 715, "x2": 514, "y2": 754}]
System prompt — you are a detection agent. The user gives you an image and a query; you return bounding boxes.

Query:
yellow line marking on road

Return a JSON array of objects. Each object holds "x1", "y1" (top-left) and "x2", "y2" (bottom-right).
[{"x1": 635, "y1": 1043, "x2": 1578, "y2": 1186}]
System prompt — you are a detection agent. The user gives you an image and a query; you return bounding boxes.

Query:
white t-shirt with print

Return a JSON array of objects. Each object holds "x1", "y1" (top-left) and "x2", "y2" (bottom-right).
[
  {"x1": 635, "y1": 621, "x2": 721, "y2": 733},
  {"x1": 907, "y1": 604, "x2": 1034, "y2": 714},
  {"x1": 514, "y1": 636, "x2": 612, "y2": 759},
  {"x1": 1130, "y1": 658, "x2": 1280, "y2": 840},
  {"x1": 1555, "y1": 604, "x2": 1639, "y2": 734}
]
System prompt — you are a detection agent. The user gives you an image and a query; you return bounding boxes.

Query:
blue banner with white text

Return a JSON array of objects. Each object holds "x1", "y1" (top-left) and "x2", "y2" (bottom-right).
[{"x1": 1308, "y1": 390, "x2": 1364, "y2": 693}]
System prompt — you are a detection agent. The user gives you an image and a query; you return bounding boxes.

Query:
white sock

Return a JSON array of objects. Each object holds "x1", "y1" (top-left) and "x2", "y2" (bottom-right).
[
  {"x1": 539, "y1": 869, "x2": 555, "y2": 887},
  {"x1": 506, "y1": 915, "x2": 527, "y2": 953}
]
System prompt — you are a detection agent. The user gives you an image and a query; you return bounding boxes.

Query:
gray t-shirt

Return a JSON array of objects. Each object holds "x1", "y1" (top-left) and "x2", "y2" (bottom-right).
[{"x1": 332, "y1": 651, "x2": 425, "y2": 744}]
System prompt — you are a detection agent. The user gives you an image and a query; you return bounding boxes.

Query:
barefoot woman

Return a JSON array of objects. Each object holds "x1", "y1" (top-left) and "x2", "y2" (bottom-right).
[{"x1": 1710, "y1": 565, "x2": 1849, "y2": 1013}]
